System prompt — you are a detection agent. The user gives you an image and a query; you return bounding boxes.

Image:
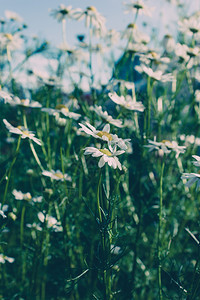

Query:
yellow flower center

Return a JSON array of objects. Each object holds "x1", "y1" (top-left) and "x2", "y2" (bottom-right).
[
  {"x1": 4, "y1": 33, "x2": 13, "y2": 40},
  {"x1": 56, "y1": 104, "x2": 69, "y2": 112},
  {"x1": 149, "y1": 51, "x2": 158, "y2": 58},
  {"x1": 99, "y1": 149, "x2": 112, "y2": 156},
  {"x1": 97, "y1": 131, "x2": 112, "y2": 141},
  {"x1": 24, "y1": 193, "x2": 32, "y2": 201},
  {"x1": 86, "y1": 6, "x2": 97, "y2": 12},
  {"x1": 54, "y1": 172, "x2": 64, "y2": 179},
  {"x1": 127, "y1": 23, "x2": 137, "y2": 29},
  {"x1": 161, "y1": 140, "x2": 172, "y2": 146}
]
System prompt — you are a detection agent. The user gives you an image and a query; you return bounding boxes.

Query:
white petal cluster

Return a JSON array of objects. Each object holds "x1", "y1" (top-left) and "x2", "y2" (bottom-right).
[
  {"x1": 3, "y1": 119, "x2": 42, "y2": 145},
  {"x1": 84, "y1": 145, "x2": 125, "y2": 170},
  {"x1": 42, "y1": 170, "x2": 72, "y2": 182},
  {"x1": 108, "y1": 92, "x2": 145, "y2": 111},
  {"x1": 145, "y1": 139, "x2": 186, "y2": 158}
]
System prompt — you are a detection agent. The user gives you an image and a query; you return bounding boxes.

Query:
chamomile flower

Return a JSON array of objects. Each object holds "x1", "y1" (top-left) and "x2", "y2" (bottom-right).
[
  {"x1": 79, "y1": 122, "x2": 113, "y2": 141},
  {"x1": 50, "y1": 5, "x2": 76, "y2": 22},
  {"x1": 108, "y1": 92, "x2": 145, "y2": 111},
  {"x1": 12, "y1": 189, "x2": 32, "y2": 201},
  {"x1": 91, "y1": 105, "x2": 124, "y2": 128},
  {"x1": 3, "y1": 119, "x2": 42, "y2": 145},
  {"x1": 12, "y1": 190, "x2": 43, "y2": 203},
  {"x1": 42, "y1": 170, "x2": 72, "y2": 182},
  {"x1": 5, "y1": 10, "x2": 23, "y2": 22},
  {"x1": 135, "y1": 65, "x2": 174, "y2": 82},
  {"x1": 145, "y1": 139, "x2": 186, "y2": 158},
  {"x1": 123, "y1": 0, "x2": 154, "y2": 17},
  {"x1": 181, "y1": 173, "x2": 200, "y2": 189},
  {"x1": 38, "y1": 212, "x2": 63, "y2": 232},
  {"x1": 179, "y1": 16, "x2": 200, "y2": 36},
  {"x1": 42, "y1": 104, "x2": 81, "y2": 120},
  {"x1": 84, "y1": 145, "x2": 125, "y2": 170},
  {"x1": 4, "y1": 96, "x2": 42, "y2": 108},
  {"x1": 0, "y1": 254, "x2": 14, "y2": 264},
  {"x1": 73, "y1": 6, "x2": 106, "y2": 36}
]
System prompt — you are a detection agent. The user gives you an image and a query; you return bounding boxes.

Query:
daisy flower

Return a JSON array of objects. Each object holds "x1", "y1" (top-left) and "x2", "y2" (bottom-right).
[
  {"x1": 50, "y1": 5, "x2": 76, "y2": 22},
  {"x1": 0, "y1": 254, "x2": 15, "y2": 264},
  {"x1": 123, "y1": 0, "x2": 154, "y2": 17},
  {"x1": 145, "y1": 139, "x2": 186, "y2": 158},
  {"x1": 179, "y1": 17, "x2": 200, "y2": 36},
  {"x1": 42, "y1": 170, "x2": 72, "y2": 182},
  {"x1": 5, "y1": 10, "x2": 23, "y2": 22},
  {"x1": 4, "y1": 96, "x2": 42, "y2": 108},
  {"x1": 135, "y1": 65, "x2": 174, "y2": 82},
  {"x1": 38, "y1": 212, "x2": 63, "y2": 232},
  {"x1": 3, "y1": 119, "x2": 42, "y2": 145},
  {"x1": 79, "y1": 122, "x2": 113, "y2": 142},
  {"x1": 12, "y1": 189, "x2": 43, "y2": 203},
  {"x1": 84, "y1": 145, "x2": 125, "y2": 170},
  {"x1": 108, "y1": 92, "x2": 145, "y2": 111},
  {"x1": 91, "y1": 105, "x2": 124, "y2": 128},
  {"x1": 181, "y1": 173, "x2": 200, "y2": 189},
  {"x1": 12, "y1": 189, "x2": 32, "y2": 201},
  {"x1": 42, "y1": 104, "x2": 81, "y2": 120},
  {"x1": 73, "y1": 6, "x2": 106, "y2": 36}
]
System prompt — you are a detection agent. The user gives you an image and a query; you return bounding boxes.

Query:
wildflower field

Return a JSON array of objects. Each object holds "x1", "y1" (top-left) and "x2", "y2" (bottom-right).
[{"x1": 1, "y1": 1, "x2": 200, "y2": 299}]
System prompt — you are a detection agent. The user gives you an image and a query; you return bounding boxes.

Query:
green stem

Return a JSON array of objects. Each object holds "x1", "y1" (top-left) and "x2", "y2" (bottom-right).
[
  {"x1": 158, "y1": 160, "x2": 165, "y2": 300},
  {"x1": 2, "y1": 136, "x2": 21, "y2": 205},
  {"x1": 147, "y1": 76, "x2": 152, "y2": 139}
]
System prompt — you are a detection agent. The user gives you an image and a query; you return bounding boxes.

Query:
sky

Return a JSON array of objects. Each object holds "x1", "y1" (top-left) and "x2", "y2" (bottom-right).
[
  {"x1": 0, "y1": 0, "x2": 199, "y2": 91},
  {"x1": 1, "y1": 0, "x2": 199, "y2": 49}
]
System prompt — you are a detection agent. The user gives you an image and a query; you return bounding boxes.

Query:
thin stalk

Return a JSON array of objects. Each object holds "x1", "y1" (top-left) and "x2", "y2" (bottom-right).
[
  {"x1": 158, "y1": 160, "x2": 165, "y2": 300},
  {"x1": 147, "y1": 76, "x2": 152, "y2": 139},
  {"x1": 2, "y1": 135, "x2": 21, "y2": 205}
]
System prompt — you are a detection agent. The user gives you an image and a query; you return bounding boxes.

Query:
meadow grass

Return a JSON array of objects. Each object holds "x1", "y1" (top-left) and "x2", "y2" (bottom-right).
[{"x1": 1, "y1": 2, "x2": 200, "y2": 299}]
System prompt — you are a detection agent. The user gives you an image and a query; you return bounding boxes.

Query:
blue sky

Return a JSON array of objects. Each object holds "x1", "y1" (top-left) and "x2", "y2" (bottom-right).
[
  {"x1": 1, "y1": 0, "x2": 199, "y2": 91},
  {"x1": 1, "y1": 0, "x2": 198, "y2": 48}
]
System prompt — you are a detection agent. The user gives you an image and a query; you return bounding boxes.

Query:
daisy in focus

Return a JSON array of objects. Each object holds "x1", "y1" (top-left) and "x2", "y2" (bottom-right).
[
  {"x1": 84, "y1": 145, "x2": 125, "y2": 170},
  {"x1": 79, "y1": 122, "x2": 113, "y2": 141},
  {"x1": 3, "y1": 119, "x2": 42, "y2": 145}
]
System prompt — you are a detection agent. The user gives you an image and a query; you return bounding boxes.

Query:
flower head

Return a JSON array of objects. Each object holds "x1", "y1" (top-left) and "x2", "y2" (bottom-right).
[
  {"x1": 79, "y1": 122, "x2": 113, "y2": 142},
  {"x1": 123, "y1": 0, "x2": 154, "y2": 17},
  {"x1": 84, "y1": 145, "x2": 125, "y2": 170},
  {"x1": 91, "y1": 105, "x2": 124, "y2": 127},
  {"x1": 42, "y1": 170, "x2": 72, "y2": 182},
  {"x1": 3, "y1": 119, "x2": 42, "y2": 145},
  {"x1": 42, "y1": 104, "x2": 81, "y2": 120},
  {"x1": 73, "y1": 6, "x2": 106, "y2": 36},
  {"x1": 108, "y1": 92, "x2": 145, "y2": 111},
  {"x1": 135, "y1": 65, "x2": 174, "y2": 82},
  {"x1": 50, "y1": 5, "x2": 75, "y2": 22},
  {"x1": 0, "y1": 254, "x2": 14, "y2": 264},
  {"x1": 145, "y1": 139, "x2": 186, "y2": 158}
]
